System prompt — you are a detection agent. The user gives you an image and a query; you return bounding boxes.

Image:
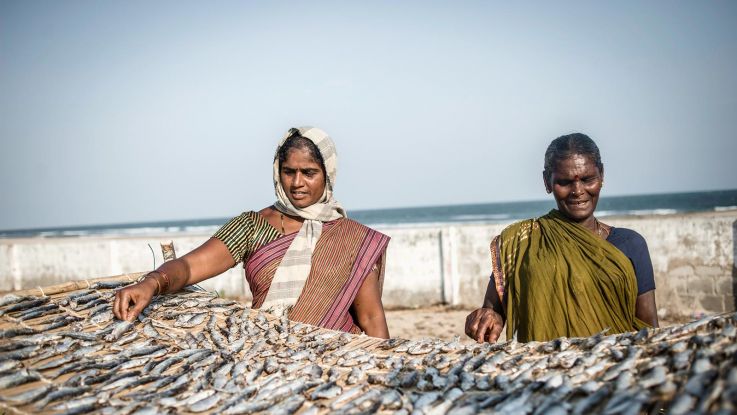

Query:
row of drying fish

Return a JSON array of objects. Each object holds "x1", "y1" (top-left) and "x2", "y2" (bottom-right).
[{"x1": 1, "y1": 280, "x2": 736, "y2": 414}]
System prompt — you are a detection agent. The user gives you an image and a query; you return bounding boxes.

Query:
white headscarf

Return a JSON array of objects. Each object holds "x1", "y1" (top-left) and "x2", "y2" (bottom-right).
[{"x1": 261, "y1": 127, "x2": 346, "y2": 312}]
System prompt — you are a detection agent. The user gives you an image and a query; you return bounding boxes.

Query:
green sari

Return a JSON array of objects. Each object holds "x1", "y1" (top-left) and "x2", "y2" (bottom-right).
[{"x1": 496, "y1": 209, "x2": 648, "y2": 342}]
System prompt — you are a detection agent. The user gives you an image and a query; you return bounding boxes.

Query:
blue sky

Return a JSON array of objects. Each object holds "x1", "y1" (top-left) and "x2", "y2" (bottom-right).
[{"x1": 1, "y1": 1, "x2": 736, "y2": 230}]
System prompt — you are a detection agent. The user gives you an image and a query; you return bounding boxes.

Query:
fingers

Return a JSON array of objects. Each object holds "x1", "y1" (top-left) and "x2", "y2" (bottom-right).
[
  {"x1": 113, "y1": 290, "x2": 127, "y2": 321},
  {"x1": 465, "y1": 308, "x2": 503, "y2": 343},
  {"x1": 128, "y1": 298, "x2": 147, "y2": 322},
  {"x1": 475, "y1": 313, "x2": 491, "y2": 343},
  {"x1": 487, "y1": 314, "x2": 504, "y2": 342},
  {"x1": 465, "y1": 310, "x2": 481, "y2": 340},
  {"x1": 465, "y1": 309, "x2": 490, "y2": 343}
]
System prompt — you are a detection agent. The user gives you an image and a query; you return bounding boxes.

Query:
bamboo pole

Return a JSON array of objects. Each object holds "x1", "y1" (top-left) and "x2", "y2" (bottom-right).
[
  {"x1": 11, "y1": 240, "x2": 177, "y2": 297},
  {"x1": 11, "y1": 271, "x2": 147, "y2": 297}
]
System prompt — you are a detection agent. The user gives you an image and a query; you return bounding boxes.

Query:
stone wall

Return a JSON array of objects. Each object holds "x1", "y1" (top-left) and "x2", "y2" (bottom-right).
[{"x1": 1, "y1": 211, "x2": 735, "y2": 319}]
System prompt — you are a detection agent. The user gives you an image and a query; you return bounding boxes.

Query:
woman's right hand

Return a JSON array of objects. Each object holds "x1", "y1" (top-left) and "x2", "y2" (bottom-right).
[
  {"x1": 465, "y1": 307, "x2": 505, "y2": 343},
  {"x1": 113, "y1": 277, "x2": 158, "y2": 322}
]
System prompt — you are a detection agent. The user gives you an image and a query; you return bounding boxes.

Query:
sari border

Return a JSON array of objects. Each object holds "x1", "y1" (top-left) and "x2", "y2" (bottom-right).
[
  {"x1": 490, "y1": 235, "x2": 505, "y2": 304},
  {"x1": 319, "y1": 228, "x2": 390, "y2": 329}
]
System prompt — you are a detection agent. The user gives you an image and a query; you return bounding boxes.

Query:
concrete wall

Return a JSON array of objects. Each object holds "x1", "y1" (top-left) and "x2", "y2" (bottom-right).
[{"x1": 1, "y1": 211, "x2": 735, "y2": 319}]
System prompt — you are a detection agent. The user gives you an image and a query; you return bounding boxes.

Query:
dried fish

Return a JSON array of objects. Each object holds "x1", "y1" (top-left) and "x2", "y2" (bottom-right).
[
  {"x1": 0, "y1": 326, "x2": 38, "y2": 339},
  {"x1": 0, "y1": 383, "x2": 52, "y2": 405},
  {"x1": 311, "y1": 380, "x2": 342, "y2": 400},
  {"x1": 0, "y1": 293, "x2": 30, "y2": 307},
  {"x1": 0, "y1": 368, "x2": 41, "y2": 389},
  {"x1": 0, "y1": 297, "x2": 50, "y2": 316},
  {"x1": 174, "y1": 312, "x2": 208, "y2": 328},
  {"x1": 36, "y1": 386, "x2": 90, "y2": 409},
  {"x1": 0, "y1": 285, "x2": 734, "y2": 415},
  {"x1": 104, "y1": 320, "x2": 134, "y2": 342}
]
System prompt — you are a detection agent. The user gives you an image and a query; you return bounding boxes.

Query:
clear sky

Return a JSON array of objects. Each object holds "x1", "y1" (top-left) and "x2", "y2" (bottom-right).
[{"x1": 1, "y1": 1, "x2": 736, "y2": 230}]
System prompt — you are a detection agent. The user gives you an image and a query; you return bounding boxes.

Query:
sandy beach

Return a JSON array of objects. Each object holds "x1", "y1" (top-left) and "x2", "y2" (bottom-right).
[{"x1": 385, "y1": 305, "x2": 693, "y2": 343}]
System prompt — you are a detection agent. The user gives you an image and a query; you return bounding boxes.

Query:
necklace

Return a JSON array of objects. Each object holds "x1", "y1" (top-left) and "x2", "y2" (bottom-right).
[
  {"x1": 280, "y1": 213, "x2": 285, "y2": 235},
  {"x1": 594, "y1": 217, "x2": 605, "y2": 239}
]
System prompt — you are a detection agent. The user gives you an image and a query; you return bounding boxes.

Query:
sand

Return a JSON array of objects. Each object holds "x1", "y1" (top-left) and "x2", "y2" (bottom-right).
[
  {"x1": 385, "y1": 305, "x2": 692, "y2": 343},
  {"x1": 386, "y1": 306, "x2": 476, "y2": 342}
]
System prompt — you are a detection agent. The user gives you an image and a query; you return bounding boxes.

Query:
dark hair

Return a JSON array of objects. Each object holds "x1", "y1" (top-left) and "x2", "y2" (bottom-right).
[
  {"x1": 277, "y1": 128, "x2": 326, "y2": 176},
  {"x1": 543, "y1": 133, "x2": 603, "y2": 183}
]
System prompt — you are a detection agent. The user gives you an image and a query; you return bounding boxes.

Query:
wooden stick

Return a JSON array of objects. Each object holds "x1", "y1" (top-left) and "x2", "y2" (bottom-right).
[
  {"x1": 11, "y1": 271, "x2": 147, "y2": 297},
  {"x1": 160, "y1": 240, "x2": 177, "y2": 261}
]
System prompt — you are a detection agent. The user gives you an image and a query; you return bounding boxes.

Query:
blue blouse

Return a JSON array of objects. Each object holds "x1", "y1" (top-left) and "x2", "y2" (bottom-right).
[{"x1": 607, "y1": 227, "x2": 656, "y2": 295}]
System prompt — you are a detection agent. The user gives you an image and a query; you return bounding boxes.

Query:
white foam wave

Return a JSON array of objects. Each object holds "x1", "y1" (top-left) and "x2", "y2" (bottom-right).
[
  {"x1": 183, "y1": 225, "x2": 220, "y2": 233},
  {"x1": 629, "y1": 209, "x2": 678, "y2": 216},
  {"x1": 61, "y1": 230, "x2": 92, "y2": 237},
  {"x1": 597, "y1": 209, "x2": 679, "y2": 217},
  {"x1": 451, "y1": 214, "x2": 511, "y2": 222},
  {"x1": 595, "y1": 210, "x2": 618, "y2": 217},
  {"x1": 714, "y1": 205, "x2": 737, "y2": 212}
]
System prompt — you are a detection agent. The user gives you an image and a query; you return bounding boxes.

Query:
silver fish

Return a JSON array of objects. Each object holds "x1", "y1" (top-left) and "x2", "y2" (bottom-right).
[
  {"x1": 0, "y1": 297, "x2": 49, "y2": 316},
  {"x1": 174, "y1": 312, "x2": 208, "y2": 328},
  {"x1": 310, "y1": 381, "x2": 342, "y2": 400},
  {"x1": 36, "y1": 386, "x2": 90, "y2": 409},
  {"x1": 330, "y1": 385, "x2": 366, "y2": 410},
  {"x1": 270, "y1": 394, "x2": 305, "y2": 415},
  {"x1": 103, "y1": 320, "x2": 133, "y2": 342},
  {"x1": 0, "y1": 368, "x2": 41, "y2": 389},
  {"x1": 427, "y1": 387, "x2": 464, "y2": 415},
  {"x1": 0, "y1": 383, "x2": 52, "y2": 405},
  {"x1": 0, "y1": 293, "x2": 29, "y2": 307},
  {"x1": 189, "y1": 392, "x2": 223, "y2": 413}
]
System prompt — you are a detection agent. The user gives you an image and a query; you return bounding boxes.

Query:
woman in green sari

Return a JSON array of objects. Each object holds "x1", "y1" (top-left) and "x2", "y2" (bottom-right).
[{"x1": 465, "y1": 133, "x2": 659, "y2": 343}]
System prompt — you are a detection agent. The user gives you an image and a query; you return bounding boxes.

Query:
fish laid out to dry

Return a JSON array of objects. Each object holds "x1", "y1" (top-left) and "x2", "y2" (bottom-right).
[{"x1": 0, "y1": 279, "x2": 736, "y2": 414}]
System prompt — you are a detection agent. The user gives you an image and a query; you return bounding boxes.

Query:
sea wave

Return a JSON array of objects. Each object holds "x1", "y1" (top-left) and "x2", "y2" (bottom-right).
[
  {"x1": 3, "y1": 190, "x2": 735, "y2": 239},
  {"x1": 714, "y1": 205, "x2": 737, "y2": 212},
  {"x1": 30, "y1": 225, "x2": 221, "y2": 238},
  {"x1": 183, "y1": 225, "x2": 221, "y2": 233},
  {"x1": 450, "y1": 214, "x2": 512, "y2": 222},
  {"x1": 597, "y1": 209, "x2": 679, "y2": 217}
]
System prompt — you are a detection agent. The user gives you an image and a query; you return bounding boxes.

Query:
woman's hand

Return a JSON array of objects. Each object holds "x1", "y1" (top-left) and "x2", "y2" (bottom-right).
[
  {"x1": 465, "y1": 307, "x2": 504, "y2": 343},
  {"x1": 112, "y1": 238, "x2": 235, "y2": 322},
  {"x1": 113, "y1": 277, "x2": 158, "y2": 322}
]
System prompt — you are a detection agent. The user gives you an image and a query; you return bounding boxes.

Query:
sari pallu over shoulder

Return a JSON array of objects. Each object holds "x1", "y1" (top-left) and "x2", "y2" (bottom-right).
[
  {"x1": 498, "y1": 209, "x2": 648, "y2": 342},
  {"x1": 245, "y1": 218, "x2": 390, "y2": 334}
]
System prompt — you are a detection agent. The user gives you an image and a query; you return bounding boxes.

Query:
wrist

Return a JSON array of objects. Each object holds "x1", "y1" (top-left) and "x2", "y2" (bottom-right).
[
  {"x1": 141, "y1": 275, "x2": 161, "y2": 296},
  {"x1": 149, "y1": 270, "x2": 171, "y2": 294}
]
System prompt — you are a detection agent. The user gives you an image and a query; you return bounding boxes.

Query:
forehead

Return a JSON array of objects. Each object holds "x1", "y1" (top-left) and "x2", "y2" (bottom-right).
[
  {"x1": 552, "y1": 154, "x2": 599, "y2": 176},
  {"x1": 281, "y1": 147, "x2": 321, "y2": 168}
]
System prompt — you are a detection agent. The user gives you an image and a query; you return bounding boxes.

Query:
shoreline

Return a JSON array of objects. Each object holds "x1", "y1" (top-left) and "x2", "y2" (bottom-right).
[{"x1": 0, "y1": 208, "x2": 735, "y2": 242}]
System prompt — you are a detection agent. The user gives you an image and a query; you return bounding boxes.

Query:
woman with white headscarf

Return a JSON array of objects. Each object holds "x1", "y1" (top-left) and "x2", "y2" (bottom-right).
[{"x1": 113, "y1": 127, "x2": 391, "y2": 337}]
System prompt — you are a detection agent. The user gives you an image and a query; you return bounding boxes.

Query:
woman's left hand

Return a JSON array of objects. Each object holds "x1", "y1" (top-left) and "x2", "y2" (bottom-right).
[{"x1": 465, "y1": 308, "x2": 504, "y2": 343}]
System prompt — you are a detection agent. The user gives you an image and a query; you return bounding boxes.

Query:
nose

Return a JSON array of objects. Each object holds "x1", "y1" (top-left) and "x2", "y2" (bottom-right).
[
  {"x1": 293, "y1": 172, "x2": 305, "y2": 187},
  {"x1": 571, "y1": 180, "x2": 584, "y2": 196}
]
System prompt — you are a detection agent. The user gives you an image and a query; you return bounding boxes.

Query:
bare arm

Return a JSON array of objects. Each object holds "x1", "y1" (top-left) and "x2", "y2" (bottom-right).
[
  {"x1": 465, "y1": 275, "x2": 506, "y2": 343},
  {"x1": 113, "y1": 238, "x2": 235, "y2": 321},
  {"x1": 635, "y1": 290, "x2": 659, "y2": 328},
  {"x1": 351, "y1": 267, "x2": 390, "y2": 339}
]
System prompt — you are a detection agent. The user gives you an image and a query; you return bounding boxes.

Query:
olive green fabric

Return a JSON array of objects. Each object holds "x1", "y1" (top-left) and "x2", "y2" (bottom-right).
[{"x1": 501, "y1": 209, "x2": 648, "y2": 342}]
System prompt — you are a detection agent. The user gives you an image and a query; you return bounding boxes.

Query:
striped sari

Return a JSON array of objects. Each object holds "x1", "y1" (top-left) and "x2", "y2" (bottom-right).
[{"x1": 215, "y1": 212, "x2": 390, "y2": 333}]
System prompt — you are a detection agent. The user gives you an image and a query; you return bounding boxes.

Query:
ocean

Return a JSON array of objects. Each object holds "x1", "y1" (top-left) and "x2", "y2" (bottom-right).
[{"x1": 2, "y1": 189, "x2": 736, "y2": 239}]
